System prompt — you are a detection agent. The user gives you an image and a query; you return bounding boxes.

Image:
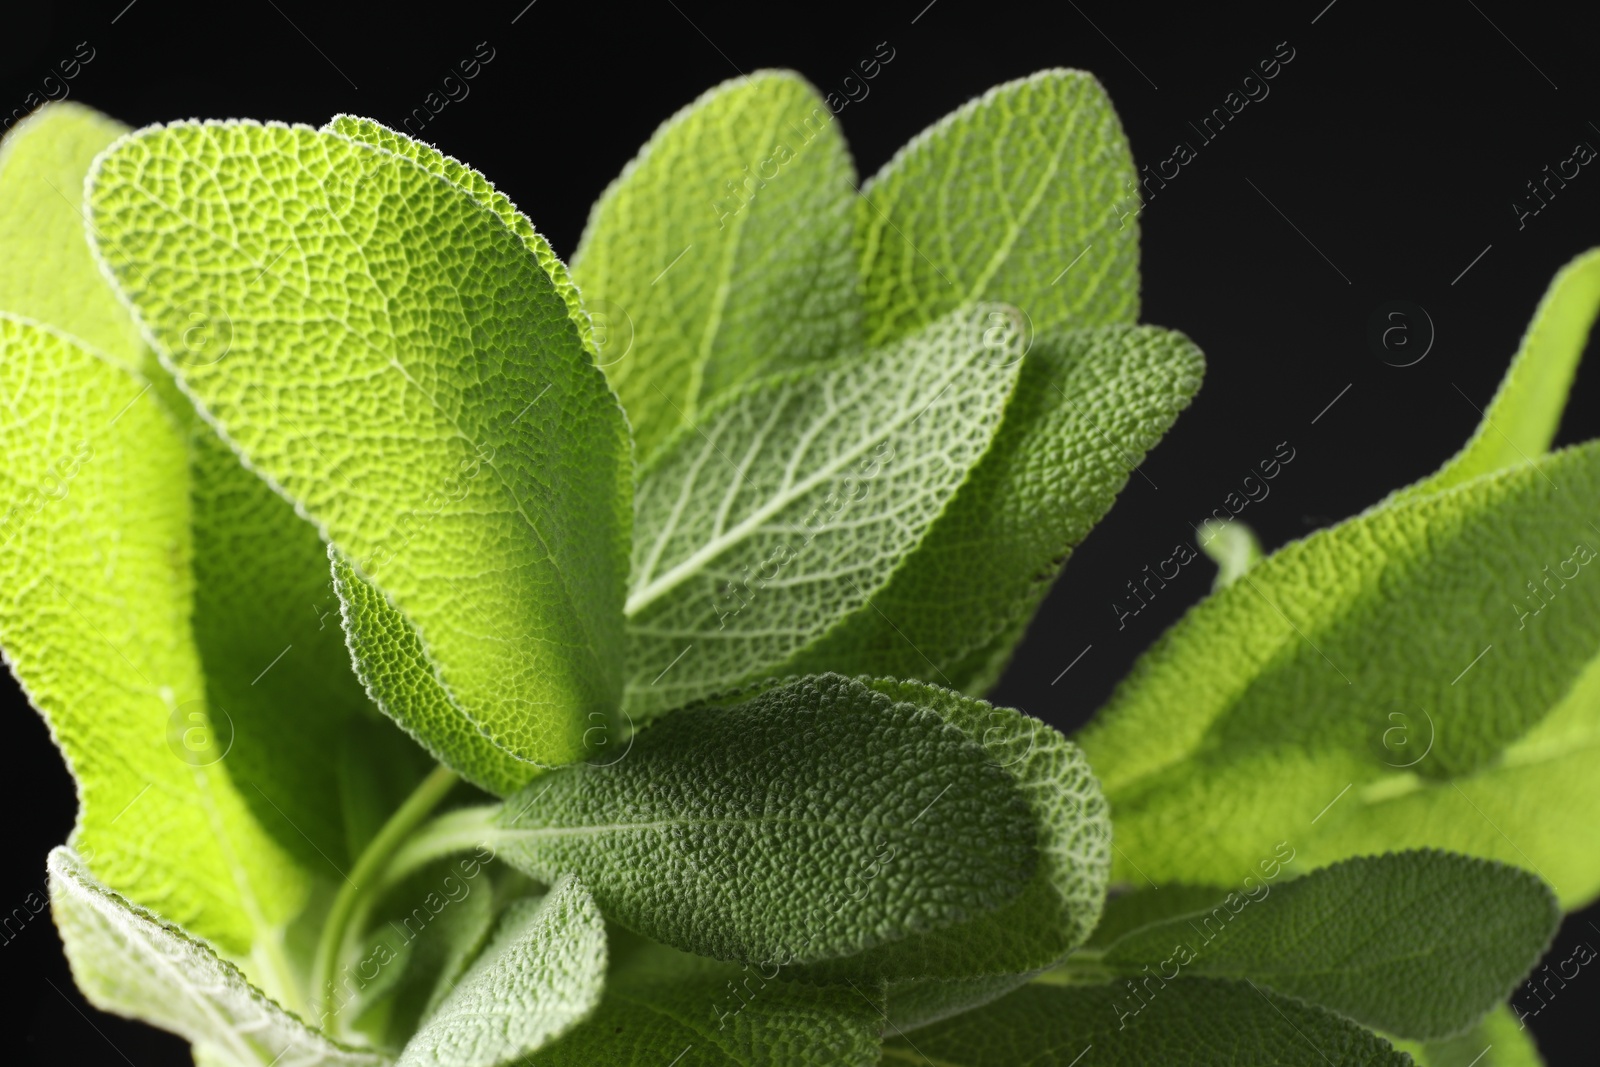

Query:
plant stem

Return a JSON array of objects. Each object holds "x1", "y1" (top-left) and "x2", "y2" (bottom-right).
[
  {"x1": 380, "y1": 803, "x2": 501, "y2": 892},
  {"x1": 1031, "y1": 949, "x2": 1118, "y2": 986},
  {"x1": 309, "y1": 764, "x2": 459, "y2": 1030}
]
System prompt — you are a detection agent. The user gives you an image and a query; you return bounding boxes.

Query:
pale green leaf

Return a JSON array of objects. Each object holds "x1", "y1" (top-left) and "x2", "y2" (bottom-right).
[
  {"x1": 1198, "y1": 518, "x2": 1262, "y2": 590},
  {"x1": 572, "y1": 70, "x2": 860, "y2": 460},
  {"x1": 87, "y1": 120, "x2": 632, "y2": 772},
  {"x1": 49, "y1": 847, "x2": 381, "y2": 1067},
  {"x1": 1305, "y1": 649, "x2": 1600, "y2": 909},
  {"x1": 625, "y1": 304, "x2": 1022, "y2": 717},
  {"x1": 0, "y1": 315, "x2": 302, "y2": 955},
  {"x1": 788, "y1": 325, "x2": 1202, "y2": 688},
  {"x1": 490, "y1": 674, "x2": 1037, "y2": 965},
  {"x1": 1078, "y1": 441, "x2": 1600, "y2": 891},
  {"x1": 880, "y1": 979, "x2": 1411, "y2": 1066},
  {"x1": 1097, "y1": 851, "x2": 1558, "y2": 1040},
  {"x1": 802, "y1": 679, "x2": 1109, "y2": 1028},
  {"x1": 528, "y1": 930, "x2": 885, "y2": 1066},
  {"x1": 333, "y1": 553, "x2": 542, "y2": 796},
  {"x1": 0, "y1": 102, "x2": 144, "y2": 370},
  {"x1": 1395, "y1": 246, "x2": 1600, "y2": 503},
  {"x1": 1390, "y1": 1005, "x2": 1545, "y2": 1067},
  {"x1": 0, "y1": 101, "x2": 397, "y2": 875},
  {"x1": 323, "y1": 114, "x2": 596, "y2": 358},
  {"x1": 856, "y1": 69, "x2": 1139, "y2": 349},
  {"x1": 397, "y1": 876, "x2": 606, "y2": 1067}
]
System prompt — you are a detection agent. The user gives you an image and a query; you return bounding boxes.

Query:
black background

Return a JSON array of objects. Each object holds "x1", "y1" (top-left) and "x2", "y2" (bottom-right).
[{"x1": 3, "y1": 0, "x2": 1599, "y2": 1062}]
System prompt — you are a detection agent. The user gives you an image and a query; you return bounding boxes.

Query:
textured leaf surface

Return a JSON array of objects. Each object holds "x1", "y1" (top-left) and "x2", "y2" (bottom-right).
[
  {"x1": 0, "y1": 316, "x2": 300, "y2": 953},
  {"x1": 491, "y1": 675, "x2": 1036, "y2": 965},
  {"x1": 0, "y1": 102, "x2": 144, "y2": 369},
  {"x1": 789, "y1": 325, "x2": 1201, "y2": 687},
  {"x1": 49, "y1": 848, "x2": 381, "y2": 1067},
  {"x1": 1391, "y1": 1005, "x2": 1544, "y2": 1067},
  {"x1": 333, "y1": 554, "x2": 537, "y2": 796},
  {"x1": 1078, "y1": 442, "x2": 1600, "y2": 889},
  {"x1": 626, "y1": 305, "x2": 1022, "y2": 716},
  {"x1": 1304, "y1": 650, "x2": 1600, "y2": 908},
  {"x1": 880, "y1": 979, "x2": 1410, "y2": 1066},
  {"x1": 88, "y1": 120, "x2": 632, "y2": 771},
  {"x1": 528, "y1": 931, "x2": 884, "y2": 1066},
  {"x1": 1395, "y1": 246, "x2": 1600, "y2": 503},
  {"x1": 1099, "y1": 852, "x2": 1558, "y2": 1039},
  {"x1": 323, "y1": 114, "x2": 595, "y2": 358},
  {"x1": 572, "y1": 70, "x2": 860, "y2": 460},
  {"x1": 397, "y1": 876, "x2": 606, "y2": 1067},
  {"x1": 856, "y1": 69, "x2": 1138, "y2": 349},
  {"x1": 0, "y1": 101, "x2": 392, "y2": 876},
  {"x1": 804, "y1": 680, "x2": 1108, "y2": 1025}
]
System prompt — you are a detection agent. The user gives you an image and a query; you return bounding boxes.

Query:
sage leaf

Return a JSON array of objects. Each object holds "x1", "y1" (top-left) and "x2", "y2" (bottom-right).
[
  {"x1": 87, "y1": 120, "x2": 632, "y2": 772},
  {"x1": 856, "y1": 70, "x2": 1139, "y2": 349},
  {"x1": 491, "y1": 675, "x2": 1037, "y2": 965},
  {"x1": 1079, "y1": 440, "x2": 1600, "y2": 895},
  {"x1": 788, "y1": 325, "x2": 1202, "y2": 689},
  {"x1": 572, "y1": 71, "x2": 861, "y2": 460},
  {"x1": 626, "y1": 304, "x2": 1023, "y2": 716},
  {"x1": 802, "y1": 679, "x2": 1110, "y2": 1029},
  {"x1": 397, "y1": 876, "x2": 606, "y2": 1067},
  {"x1": 48, "y1": 847, "x2": 382, "y2": 1067},
  {"x1": 0, "y1": 315, "x2": 303, "y2": 955},
  {"x1": 1097, "y1": 851, "x2": 1558, "y2": 1040},
  {"x1": 526, "y1": 931, "x2": 884, "y2": 1066},
  {"x1": 881, "y1": 979, "x2": 1410, "y2": 1066}
]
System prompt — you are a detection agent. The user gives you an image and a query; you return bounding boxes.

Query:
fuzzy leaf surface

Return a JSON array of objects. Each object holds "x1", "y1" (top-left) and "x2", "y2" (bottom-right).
[
  {"x1": 49, "y1": 848, "x2": 380, "y2": 1067},
  {"x1": 802, "y1": 680, "x2": 1109, "y2": 1027},
  {"x1": 626, "y1": 304, "x2": 1022, "y2": 716},
  {"x1": 397, "y1": 876, "x2": 606, "y2": 1067},
  {"x1": 0, "y1": 316, "x2": 301, "y2": 952},
  {"x1": 491, "y1": 675, "x2": 1037, "y2": 965},
  {"x1": 1099, "y1": 851, "x2": 1559, "y2": 1039},
  {"x1": 855, "y1": 69, "x2": 1138, "y2": 349},
  {"x1": 879, "y1": 980, "x2": 1411, "y2": 1066},
  {"x1": 528, "y1": 931, "x2": 884, "y2": 1066},
  {"x1": 789, "y1": 325, "x2": 1201, "y2": 688},
  {"x1": 88, "y1": 120, "x2": 631, "y2": 772},
  {"x1": 572, "y1": 71, "x2": 860, "y2": 460},
  {"x1": 1079, "y1": 442, "x2": 1600, "y2": 892}
]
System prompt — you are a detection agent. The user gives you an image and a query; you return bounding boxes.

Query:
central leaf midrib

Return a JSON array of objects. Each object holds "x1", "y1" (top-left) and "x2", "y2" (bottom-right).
[{"x1": 624, "y1": 347, "x2": 974, "y2": 617}]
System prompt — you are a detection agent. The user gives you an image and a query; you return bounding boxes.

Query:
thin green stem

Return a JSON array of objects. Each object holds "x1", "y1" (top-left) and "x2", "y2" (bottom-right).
[
  {"x1": 1031, "y1": 949, "x2": 1118, "y2": 986},
  {"x1": 380, "y1": 803, "x2": 501, "y2": 893},
  {"x1": 310, "y1": 764, "x2": 459, "y2": 1030}
]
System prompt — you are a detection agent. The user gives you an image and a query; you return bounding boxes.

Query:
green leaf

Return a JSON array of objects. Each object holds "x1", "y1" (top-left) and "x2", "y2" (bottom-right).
[
  {"x1": 1395, "y1": 246, "x2": 1600, "y2": 503},
  {"x1": 626, "y1": 304, "x2": 1023, "y2": 717},
  {"x1": 571, "y1": 70, "x2": 861, "y2": 460},
  {"x1": 1390, "y1": 1005, "x2": 1545, "y2": 1067},
  {"x1": 1198, "y1": 518, "x2": 1262, "y2": 590},
  {"x1": 323, "y1": 114, "x2": 597, "y2": 359},
  {"x1": 333, "y1": 553, "x2": 546, "y2": 796},
  {"x1": 1078, "y1": 440, "x2": 1600, "y2": 891},
  {"x1": 787, "y1": 325, "x2": 1202, "y2": 688},
  {"x1": 0, "y1": 101, "x2": 400, "y2": 877},
  {"x1": 856, "y1": 69, "x2": 1139, "y2": 349},
  {"x1": 0, "y1": 102, "x2": 145, "y2": 371},
  {"x1": 801, "y1": 680, "x2": 1109, "y2": 1027},
  {"x1": 0, "y1": 316, "x2": 302, "y2": 957},
  {"x1": 87, "y1": 120, "x2": 632, "y2": 773},
  {"x1": 880, "y1": 979, "x2": 1411, "y2": 1066},
  {"x1": 1095, "y1": 851, "x2": 1558, "y2": 1040},
  {"x1": 397, "y1": 875, "x2": 607, "y2": 1067},
  {"x1": 1306, "y1": 649, "x2": 1600, "y2": 909},
  {"x1": 490, "y1": 674, "x2": 1037, "y2": 965},
  {"x1": 48, "y1": 847, "x2": 381, "y2": 1067},
  {"x1": 527, "y1": 930, "x2": 885, "y2": 1066}
]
